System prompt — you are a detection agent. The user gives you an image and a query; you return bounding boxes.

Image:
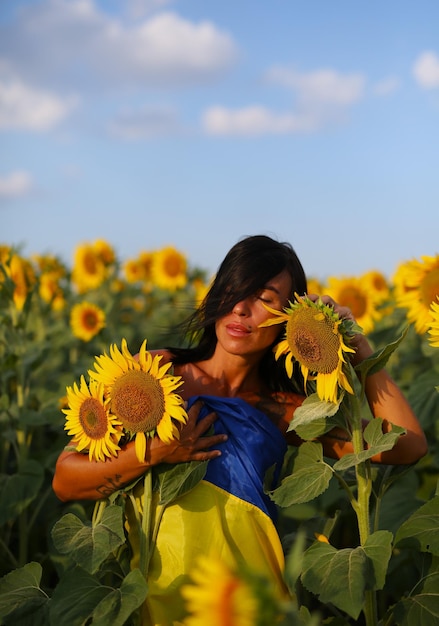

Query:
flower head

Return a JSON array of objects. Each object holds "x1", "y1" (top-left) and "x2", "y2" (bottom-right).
[
  {"x1": 63, "y1": 376, "x2": 122, "y2": 462},
  {"x1": 260, "y1": 295, "x2": 356, "y2": 404},
  {"x1": 325, "y1": 275, "x2": 382, "y2": 334},
  {"x1": 428, "y1": 298, "x2": 439, "y2": 348},
  {"x1": 394, "y1": 254, "x2": 439, "y2": 334},
  {"x1": 151, "y1": 246, "x2": 187, "y2": 291},
  {"x1": 181, "y1": 556, "x2": 260, "y2": 626},
  {"x1": 88, "y1": 339, "x2": 187, "y2": 461},
  {"x1": 70, "y1": 301, "x2": 106, "y2": 341}
]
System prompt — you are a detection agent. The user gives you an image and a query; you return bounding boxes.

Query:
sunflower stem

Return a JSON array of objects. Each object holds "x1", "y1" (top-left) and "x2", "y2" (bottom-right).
[
  {"x1": 346, "y1": 380, "x2": 377, "y2": 626},
  {"x1": 139, "y1": 469, "x2": 153, "y2": 577}
]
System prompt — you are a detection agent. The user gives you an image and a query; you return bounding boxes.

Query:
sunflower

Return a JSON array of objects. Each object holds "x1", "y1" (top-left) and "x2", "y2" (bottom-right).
[
  {"x1": 72, "y1": 243, "x2": 107, "y2": 293},
  {"x1": 325, "y1": 275, "x2": 382, "y2": 334},
  {"x1": 394, "y1": 254, "x2": 439, "y2": 334},
  {"x1": 428, "y1": 299, "x2": 439, "y2": 348},
  {"x1": 260, "y1": 295, "x2": 355, "y2": 404},
  {"x1": 70, "y1": 301, "x2": 106, "y2": 342},
  {"x1": 88, "y1": 339, "x2": 187, "y2": 462},
  {"x1": 181, "y1": 556, "x2": 259, "y2": 626},
  {"x1": 151, "y1": 246, "x2": 187, "y2": 291},
  {"x1": 63, "y1": 376, "x2": 122, "y2": 462},
  {"x1": 3, "y1": 254, "x2": 37, "y2": 311}
]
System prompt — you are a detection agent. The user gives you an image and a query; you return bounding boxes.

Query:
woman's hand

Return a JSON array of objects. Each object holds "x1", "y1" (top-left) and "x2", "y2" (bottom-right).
[{"x1": 149, "y1": 399, "x2": 228, "y2": 464}]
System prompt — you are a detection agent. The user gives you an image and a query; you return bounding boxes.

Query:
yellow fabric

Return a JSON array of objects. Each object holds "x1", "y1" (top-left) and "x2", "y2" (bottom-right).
[{"x1": 125, "y1": 479, "x2": 288, "y2": 626}]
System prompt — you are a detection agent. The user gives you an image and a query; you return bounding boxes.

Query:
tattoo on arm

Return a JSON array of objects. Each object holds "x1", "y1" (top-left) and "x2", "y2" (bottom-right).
[{"x1": 96, "y1": 473, "x2": 124, "y2": 497}]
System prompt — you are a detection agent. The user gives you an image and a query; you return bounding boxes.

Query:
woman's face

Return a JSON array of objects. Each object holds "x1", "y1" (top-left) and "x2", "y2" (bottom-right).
[{"x1": 215, "y1": 268, "x2": 293, "y2": 359}]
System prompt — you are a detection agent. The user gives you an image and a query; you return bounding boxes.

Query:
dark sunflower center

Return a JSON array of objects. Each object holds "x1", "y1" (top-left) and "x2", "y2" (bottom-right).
[
  {"x1": 79, "y1": 397, "x2": 109, "y2": 439},
  {"x1": 164, "y1": 254, "x2": 184, "y2": 277},
  {"x1": 420, "y1": 267, "x2": 439, "y2": 308},
  {"x1": 84, "y1": 251, "x2": 99, "y2": 275},
  {"x1": 337, "y1": 286, "x2": 367, "y2": 319},
  {"x1": 82, "y1": 310, "x2": 99, "y2": 330},
  {"x1": 110, "y1": 370, "x2": 165, "y2": 433},
  {"x1": 286, "y1": 308, "x2": 340, "y2": 374}
]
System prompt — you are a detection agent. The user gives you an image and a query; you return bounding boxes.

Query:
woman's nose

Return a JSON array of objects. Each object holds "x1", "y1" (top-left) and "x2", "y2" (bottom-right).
[{"x1": 232, "y1": 299, "x2": 250, "y2": 316}]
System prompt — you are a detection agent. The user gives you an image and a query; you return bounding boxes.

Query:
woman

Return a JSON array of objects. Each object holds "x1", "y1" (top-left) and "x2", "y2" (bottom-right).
[{"x1": 53, "y1": 235, "x2": 427, "y2": 625}]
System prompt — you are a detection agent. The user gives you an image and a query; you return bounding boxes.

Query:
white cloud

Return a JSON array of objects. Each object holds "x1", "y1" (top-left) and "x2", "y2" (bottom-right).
[
  {"x1": 0, "y1": 0, "x2": 238, "y2": 90},
  {"x1": 109, "y1": 104, "x2": 181, "y2": 139},
  {"x1": 202, "y1": 105, "x2": 317, "y2": 136},
  {"x1": 267, "y1": 66, "x2": 365, "y2": 107},
  {"x1": 0, "y1": 171, "x2": 33, "y2": 198},
  {"x1": 373, "y1": 76, "x2": 401, "y2": 96},
  {"x1": 413, "y1": 51, "x2": 439, "y2": 89},
  {"x1": 202, "y1": 66, "x2": 366, "y2": 137},
  {"x1": 0, "y1": 77, "x2": 77, "y2": 131}
]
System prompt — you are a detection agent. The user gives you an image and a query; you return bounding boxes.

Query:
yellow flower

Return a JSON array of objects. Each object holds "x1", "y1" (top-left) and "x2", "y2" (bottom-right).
[
  {"x1": 72, "y1": 243, "x2": 107, "y2": 293},
  {"x1": 1, "y1": 253, "x2": 36, "y2": 310},
  {"x1": 306, "y1": 276, "x2": 325, "y2": 295},
  {"x1": 88, "y1": 339, "x2": 187, "y2": 462},
  {"x1": 93, "y1": 239, "x2": 116, "y2": 265},
  {"x1": 428, "y1": 299, "x2": 439, "y2": 348},
  {"x1": 152, "y1": 246, "x2": 187, "y2": 291},
  {"x1": 260, "y1": 295, "x2": 356, "y2": 404},
  {"x1": 70, "y1": 301, "x2": 106, "y2": 342},
  {"x1": 181, "y1": 556, "x2": 258, "y2": 626},
  {"x1": 394, "y1": 254, "x2": 439, "y2": 334},
  {"x1": 325, "y1": 275, "x2": 382, "y2": 334},
  {"x1": 63, "y1": 376, "x2": 122, "y2": 462},
  {"x1": 361, "y1": 269, "x2": 390, "y2": 303},
  {"x1": 39, "y1": 272, "x2": 66, "y2": 310}
]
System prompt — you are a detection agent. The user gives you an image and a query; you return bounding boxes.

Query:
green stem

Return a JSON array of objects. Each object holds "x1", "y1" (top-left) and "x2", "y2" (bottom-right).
[
  {"x1": 139, "y1": 470, "x2": 153, "y2": 576},
  {"x1": 346, "y1": 380, "x2": 377, "y2": 626}
]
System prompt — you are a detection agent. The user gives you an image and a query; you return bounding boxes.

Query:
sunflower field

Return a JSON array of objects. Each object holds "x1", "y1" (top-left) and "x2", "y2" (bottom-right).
[{"x1": 0, "y1": 240, "x2": 438, "y2": 626}]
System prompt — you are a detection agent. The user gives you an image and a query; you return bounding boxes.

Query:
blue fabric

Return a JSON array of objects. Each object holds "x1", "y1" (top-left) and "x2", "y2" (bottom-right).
[{"x1": 187, "y1": 395, "x2": 287, "y2": 521}]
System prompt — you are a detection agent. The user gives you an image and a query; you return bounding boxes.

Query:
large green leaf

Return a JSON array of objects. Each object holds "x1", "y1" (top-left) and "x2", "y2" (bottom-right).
[
  {"x1": 301, "y1": 541, "x2": 369, "y2": 619},
  {"x1": 394, "y1": 496, "x2": 439, "y2": 555},
  {"x1": 288, "y1": 393, "x2": 341, "y2": 431},
  {"x1": 91, "y1": 569, "x2": 148, "y2": 626},
  {"x1": 269, "y1": 442, "x2": 333, "y2": 507},
  {"x1": 51, "y1": 504, "x2": 126, "y2": 573},
  {"x1": 392, "y1": 563, "x2": 439, "y2": 626},
  {"x1": 0, "y1": 562, "x2": 49, "y2": 625},
  {"x1": 0, "y1": 459, "x2": 44, "y2": 525},
  {"x1": 154, "y1": 460, "x2": 208, "y2": 506},
  {"x1": 49, "y1": 566, "x2": 115, "y2": 625},
  {"x1": 333, "y1": 419, "x2": 405, "y2": 471},
  {"x1": 354, "y1": 327, "x2": 408, "y2": 382},
  {"x1": 362, "y1": 530, "x2": 393, "y2": 590}
]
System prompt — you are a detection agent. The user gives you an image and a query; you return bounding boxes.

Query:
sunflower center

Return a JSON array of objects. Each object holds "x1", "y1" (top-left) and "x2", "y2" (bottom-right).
[
  {"x1": 420, "y1": 267, "x2": 439, "y2": 308},
  {"x1": 83, "y1": 251, "x2": 99, "y2": 275},
  {"x1": 338, "y1": 286, "x2": 367, "y2": 318},
  {"x1": 79, "y1": 397, "x2": 109, "y2": 439},
  {"x1": 164, "y1": 253, "x2": 184, "y2": 277},
  {"x1": 286, "y1": 308, "x2": 340, "y2": 374},
  {"x1": 110, "y1": 370, "x2": 165, "y2": 433},
  {"x1": 82, "y1": 310, "x2": 99, "y2": 330}
]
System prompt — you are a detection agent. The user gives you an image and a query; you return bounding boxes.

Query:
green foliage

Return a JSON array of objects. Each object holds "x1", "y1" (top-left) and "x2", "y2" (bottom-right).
[{"x1": 0, "y1": 248, "x2": 438, "y2": 625}]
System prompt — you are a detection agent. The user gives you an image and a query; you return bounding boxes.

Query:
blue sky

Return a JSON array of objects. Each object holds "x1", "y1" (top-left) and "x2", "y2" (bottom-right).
[{"x1": 1, "y1": 0, "x2": 439, "y2": 281}]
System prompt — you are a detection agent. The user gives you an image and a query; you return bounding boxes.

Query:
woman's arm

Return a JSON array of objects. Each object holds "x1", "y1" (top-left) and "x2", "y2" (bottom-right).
[{"x1": 52, "y1": 403, "x2": 227, "y2": 501}]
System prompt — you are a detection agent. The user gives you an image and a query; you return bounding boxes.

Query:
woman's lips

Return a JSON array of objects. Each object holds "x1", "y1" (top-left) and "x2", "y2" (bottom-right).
[{"x1": 226, "y1": 323, "x2": 251, "y2": 337}]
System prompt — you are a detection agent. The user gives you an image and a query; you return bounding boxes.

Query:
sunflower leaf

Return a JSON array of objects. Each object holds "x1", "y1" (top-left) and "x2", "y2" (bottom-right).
[
  {"x1": 392, "y1": 562, "x2": 439, "y2": 625},
  {"x1": 300, "y1": 542, "x2": 368, "y2": 619},
  {"x1": 354, "y1": 327, "x2": 409, "y2": 382},
  {"x1": 394, "y1": 496, "x2": 439, "y2": 555},
  {"x1": 332, "y1": 419, "x2": 405, "y2": 471},
  {"x1": 154, "y1": 460, "x2": 208, "y2": 506},
  {"x1": 269, "y1": 442, "x2": 333, "y2": 506},
  {"x1": 288, "y1": 393, "x2": 341, "y2": 431},
  {"x1": 91, "y1": 569, "x2": 148, "y2": 626},
  {"x1": 0, "y1": 562, "x2": 49, "y2": 625},
  {"x1": 51, "y1": 504, "x2": 126, "y2": 574}
]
